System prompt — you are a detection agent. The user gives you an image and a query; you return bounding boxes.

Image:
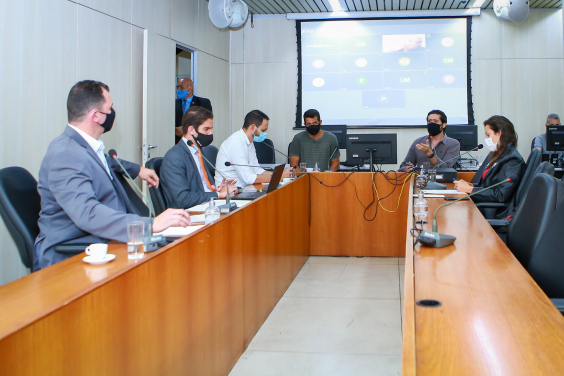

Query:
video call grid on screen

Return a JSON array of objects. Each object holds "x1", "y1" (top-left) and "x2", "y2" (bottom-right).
[{"x1": 297, "y1": 17, "x2": 472, "y2": 127}]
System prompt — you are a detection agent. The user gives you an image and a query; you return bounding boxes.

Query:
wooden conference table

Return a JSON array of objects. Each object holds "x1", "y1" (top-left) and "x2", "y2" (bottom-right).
[{"x1": 0, "y1": 172, "x2": 563, "y2": 375}]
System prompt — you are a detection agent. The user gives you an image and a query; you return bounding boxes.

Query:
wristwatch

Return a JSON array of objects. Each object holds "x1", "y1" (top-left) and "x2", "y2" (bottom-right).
[{"x1": 428, "y1": 152, "x2": 435, "y2": 159}]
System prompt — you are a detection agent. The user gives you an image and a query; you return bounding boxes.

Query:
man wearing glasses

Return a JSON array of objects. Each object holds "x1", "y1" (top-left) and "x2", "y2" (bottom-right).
[{"x1": 289, "y1": 109, "x2": 341, "y2": 172}]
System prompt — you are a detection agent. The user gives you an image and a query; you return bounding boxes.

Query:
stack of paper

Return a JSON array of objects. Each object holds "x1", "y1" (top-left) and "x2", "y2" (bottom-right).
[
  {"x1": 155, "y1": 225, "x2": 205, "y2": 237},
  {"x1": 421, "y1": 190, "x2": 466, "y2": 195}
]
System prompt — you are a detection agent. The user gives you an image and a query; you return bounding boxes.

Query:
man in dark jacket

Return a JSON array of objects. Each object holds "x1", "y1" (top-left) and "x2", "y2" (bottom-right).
[
  {"x1": 175, "y1": 78, "x2": 213, "y2": 144},
  {"x1": 161, "y1": 106, "x2": 237, "y2": 209}
]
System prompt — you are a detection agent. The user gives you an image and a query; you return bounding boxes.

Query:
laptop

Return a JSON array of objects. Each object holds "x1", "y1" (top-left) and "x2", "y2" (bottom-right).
[{"x1": 235, "y1": 164, "x2": 286, "y2": 200}]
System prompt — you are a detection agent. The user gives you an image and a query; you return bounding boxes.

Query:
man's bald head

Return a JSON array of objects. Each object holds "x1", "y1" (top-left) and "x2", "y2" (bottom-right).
[{"x1": 177, "y1": 78, "x2": 194, "y2": 98}]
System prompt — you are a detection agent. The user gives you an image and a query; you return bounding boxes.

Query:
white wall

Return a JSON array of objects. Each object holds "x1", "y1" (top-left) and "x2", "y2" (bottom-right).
[
  {"x1": 230, "y1": 10, "x2": 564, "y2": 167},
  {"x1": 0, "y1": 0, "x2": 230, "y2": 285}
]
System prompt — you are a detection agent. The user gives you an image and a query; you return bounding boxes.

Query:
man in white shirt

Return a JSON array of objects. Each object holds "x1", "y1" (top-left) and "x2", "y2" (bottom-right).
[
  {"x1": 215, "y1": 110, "x2": 290, "y2": 187},
  {"x1": 36, "y1": 80, "x2": 191, "y2": 269},
  {"x1": 161, "y1": 106, "x2": 238, "y2": 209}
]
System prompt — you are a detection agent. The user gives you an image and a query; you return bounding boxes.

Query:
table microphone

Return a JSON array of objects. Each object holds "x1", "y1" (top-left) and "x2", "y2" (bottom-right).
[
  {"x1": 261, "y1": 142, "x2": 290, "y2": 159},
  {"x1": 418, "y1": 174, "x2": 518, "y2": 248},
  {"x1": 426, "y1": 144, "x2": 484, "y2": 190},
  {"x1": 186, "y1": 140, "x2": 237, "y2": 213},
  {"x1": 108, "y1": 149, "x2": 166, "y2": 251},
  {"x1": 224, "y1": 161, "x2": 274, "y2": 171}
]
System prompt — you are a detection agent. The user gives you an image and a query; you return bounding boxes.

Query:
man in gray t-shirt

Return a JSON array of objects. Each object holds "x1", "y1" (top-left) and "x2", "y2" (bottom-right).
[{"x1": 290, "y1": 109, "x2": 340, "y2": 172}]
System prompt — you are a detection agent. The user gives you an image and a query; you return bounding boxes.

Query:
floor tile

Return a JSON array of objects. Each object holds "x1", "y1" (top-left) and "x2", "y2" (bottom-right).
[
  {"x1": 248, "y1": 297, "x2": 402, "y2": 356},
  {"x1": 307, "y1": 256, "x2": 399, "y2": 265},
  {"x1": 285, "y1": 263, "x2": 400, "y2": 299},
  {"x1": 229, "y1": 350, "x2": 401, "y2": 376},
  {"x1": 398, "y1": 257, "x2": 405, "y2": 265}
]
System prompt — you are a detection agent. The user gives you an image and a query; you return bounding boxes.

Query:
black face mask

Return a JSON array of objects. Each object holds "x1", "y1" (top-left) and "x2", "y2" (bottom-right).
[
  {"x1": 194, "y1": 131, "x2": 213, "y2": 148},
  {"x1": 100, "y1": 108, "x2": 116, "y2": 133},
  {"x1": 427, "y1": 122, "x2": 442, "y2": 137},
  {"x1": 306, "y1": 123, "x2": 321, "y2": 136}
]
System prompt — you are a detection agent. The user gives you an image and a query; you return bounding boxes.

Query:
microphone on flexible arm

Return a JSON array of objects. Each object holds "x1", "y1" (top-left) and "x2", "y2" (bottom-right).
[
  {"x1": 108, "y1": 149, "x2": 166, "y2": 252},
  {"x1": 418, "y1": 174, "x2": 519, "y2": 248},
  {"x1": 186, "y1": 140, "x2": 237, "y2": 213},
  {"x1": 327, "y1": 146, "x2": 339, "y2": 172},
  {"x1": 425, "y1": 144, "x2": 484, "y2": 190},
  {"x1": 224, "y1": 161, "x2": 274, "y2": 171}
]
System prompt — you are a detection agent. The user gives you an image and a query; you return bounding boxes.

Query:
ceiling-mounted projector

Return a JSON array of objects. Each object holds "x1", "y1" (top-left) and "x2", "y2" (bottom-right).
[
  {"x1": 494, "y1": 0, "x2": 529, "y2": 22},
  {"x1": 209, "y1": 0, "x2": 248, "y2": 29}
]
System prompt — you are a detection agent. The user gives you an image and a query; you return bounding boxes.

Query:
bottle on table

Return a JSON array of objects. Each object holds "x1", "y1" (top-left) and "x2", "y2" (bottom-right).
[
  {"x1": 313, "y1": 162, "x2": 321, "y2": 172},
  {"x1": 414, "y1": 191, "x2": 428, "y2": 222},
  {"x1": 204, "y1": 198, "x2": 220, "y2": 224}
]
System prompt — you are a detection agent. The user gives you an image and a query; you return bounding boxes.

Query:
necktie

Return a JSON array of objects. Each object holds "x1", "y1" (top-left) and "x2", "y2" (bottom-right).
[
  {"x1": 182, "y1": 99, "x2": 187, "y2": 113},
  {"x1": 197, "y1": 149, "x2": 215, "y2": 191}
]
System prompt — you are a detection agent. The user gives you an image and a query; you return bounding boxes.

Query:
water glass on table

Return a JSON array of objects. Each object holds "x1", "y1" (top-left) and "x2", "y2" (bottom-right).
[
  {"x1": 127, "y1": 221, "x2": 145, "y2": 259},
  {"x1": 299, "y1": 162, "x2": 307, "y2": 174}
]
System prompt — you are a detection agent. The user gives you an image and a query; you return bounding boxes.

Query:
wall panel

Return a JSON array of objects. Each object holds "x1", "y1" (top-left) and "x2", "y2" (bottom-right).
[
  {"x1": 198, "y1": 53, "x2": 231, "y2": 144},
  {"x1": 131, "y1": 0, "x2": 171, "y2": 37},
  {"x1": 73, "y1": 0, "x2": 132, "y2": 23}
]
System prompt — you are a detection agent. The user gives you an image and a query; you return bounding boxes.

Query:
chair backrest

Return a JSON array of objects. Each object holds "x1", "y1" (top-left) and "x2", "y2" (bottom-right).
[
  {"x1": 254, "y1": 139, "x2": 275, "y2": 164},
  {"x1": 0, "y1": 167, "x2": 39, "y2": 270},
  {"x1": 507, "y1": 173, "x2": 558, "y2": 268},
  {"x1": 513, "y1": 148, "x2": 542, "y2": 208},
  {"x1": 145, "y1": 158, "x2": 166, "y2": 216},
  {"x1": 201, "y1": 145, "x2": 219, "y2": 177},
  {"x1": 527, "y1": 197, "x2": 564, "y2": 299},
  {"x1": 531, "y1": 137, "x2": 536, "y2": 150},
  {"x1": 114, "y1": 173, "x2": 150, "y2": 217},
  {"x1": 287, "y1": 141, "x2": 292, "y2": 164}
]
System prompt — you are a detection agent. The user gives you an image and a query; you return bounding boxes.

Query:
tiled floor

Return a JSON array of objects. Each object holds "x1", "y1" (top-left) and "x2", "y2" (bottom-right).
[{"x1": 229, "y1": 256, "x2": 405, "y2": 376}]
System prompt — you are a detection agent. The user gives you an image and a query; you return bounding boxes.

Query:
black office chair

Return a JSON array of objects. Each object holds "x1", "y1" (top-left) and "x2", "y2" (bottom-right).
[
  {"x1": 115, "y1": 173, "x2": 150, "y2": 217},
  {"x1": 494, "y1": 173, "x2": 558, "y2": 268},
  {"x1": 476, "y1": 148, "x2": 542, "y2": 219},
  {"x1": 145, "y1": 158, "x2": 166, "y2": 216},
  {"x1": 0, "y1": 167, "x2": 39, "y2": 271},
  {"x1": 531, "y1": 137, "x2": 536, "y2": 150},
  {"x1": 527, "y1": 197, "x2": 564, "y2": 314},
  {"x1": 287, "y1": 142, "x2": 292, "y2": 164},
  {"x1": 201, "y1": 145, "x2": 219, "y2": 177},
  {"x1": 254, "y1": 139, "x2": 275, "y2": 164}
]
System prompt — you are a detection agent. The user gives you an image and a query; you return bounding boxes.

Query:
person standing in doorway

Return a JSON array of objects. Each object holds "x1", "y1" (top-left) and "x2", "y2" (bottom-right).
[{"x1": 175, "y1": 78, "x2": 212, "y2": 144}]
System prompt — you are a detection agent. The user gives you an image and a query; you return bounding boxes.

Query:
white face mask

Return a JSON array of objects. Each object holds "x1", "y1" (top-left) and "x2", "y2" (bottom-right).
[{"x1": 485, "y1": 137, "x2": 498, "y2": 152}]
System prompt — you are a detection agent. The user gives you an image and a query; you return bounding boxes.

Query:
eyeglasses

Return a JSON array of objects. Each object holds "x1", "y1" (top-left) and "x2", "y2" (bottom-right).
[{"x1": 305, "y1": 122, "x2": 320, "y2": 126}]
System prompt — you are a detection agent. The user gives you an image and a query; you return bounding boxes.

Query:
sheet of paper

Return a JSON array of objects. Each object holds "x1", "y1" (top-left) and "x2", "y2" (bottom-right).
[
  {"x1": 422, "y1": 190, "x2": 465, "y2": 195},
  {"x1": 189, "y1": 214, "x2": 205, "y2": 223},
  {"x1": 186, "y1": 200, "x2": 251, "y2": 212},
  {"x1": 413, "y1": 194, "x2": 445, "y2": 198},
  {"x1": 155, "y1": 225, "x2": 205, "y2": 237}
]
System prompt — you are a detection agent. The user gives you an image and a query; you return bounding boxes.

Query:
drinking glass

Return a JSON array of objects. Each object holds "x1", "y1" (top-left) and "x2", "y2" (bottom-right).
[
  {"x1": 127, "y1": 221, "x2": 145, "y2": 259},
  {"x1": 299, "y1": 162, "x2": 307, "y2": 173},
  {"x1": 290, "y1": 168, "x2": 297, "y2": 180}
]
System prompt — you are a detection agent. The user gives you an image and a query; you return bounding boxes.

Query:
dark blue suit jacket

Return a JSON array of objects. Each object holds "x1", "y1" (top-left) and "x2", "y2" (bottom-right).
[{"x1": 160, "y1": 140, "x2": 218, "y2": 209}]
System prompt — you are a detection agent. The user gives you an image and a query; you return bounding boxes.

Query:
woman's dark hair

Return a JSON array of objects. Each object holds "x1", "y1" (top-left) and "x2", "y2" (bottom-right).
[
  {"x1": 484, "y1": 115, "x2": 518, "y2": 167},
  {"x1": 182, "y1": 106, "x2": 214, "y2": 135}
]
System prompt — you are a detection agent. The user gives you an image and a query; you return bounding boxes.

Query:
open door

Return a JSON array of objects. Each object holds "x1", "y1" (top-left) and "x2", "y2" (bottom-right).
[{"x1": 142, "y1": 30, "x2": 176, "y2": 196}]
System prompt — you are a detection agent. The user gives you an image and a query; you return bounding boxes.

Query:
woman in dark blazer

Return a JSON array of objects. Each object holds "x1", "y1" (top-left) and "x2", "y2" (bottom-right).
[{"x1": 454, "y1": 115, "x2": 526, "y2": 218}]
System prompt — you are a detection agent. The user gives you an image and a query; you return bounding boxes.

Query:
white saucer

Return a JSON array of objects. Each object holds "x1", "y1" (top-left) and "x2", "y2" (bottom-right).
[{"x1": 83, "y1": 254, "x2": 116, "y2": 265}]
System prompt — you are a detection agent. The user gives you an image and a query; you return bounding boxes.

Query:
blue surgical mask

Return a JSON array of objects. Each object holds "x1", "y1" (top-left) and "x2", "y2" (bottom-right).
[
  {"x1": 177, "y1": 89, "x2": 188, "y2": 100},
  {"x1": 253, "y1": 130, "x2": 268, "y2": 143}
]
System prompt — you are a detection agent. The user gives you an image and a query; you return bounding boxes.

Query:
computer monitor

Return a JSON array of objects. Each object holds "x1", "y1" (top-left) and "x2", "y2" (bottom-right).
[
  {"x1": 346, "y1": 134, "x2": 397, "y2": 166},
  {"x1": 322, "y1": 125, "x2": 347, "y2": 149},
  {"x1": 547, "y1": 125, "x2": 564, "y2": 152},
  {"x1": 445, "y1": 125, "x2": 478, "y2": 151}
]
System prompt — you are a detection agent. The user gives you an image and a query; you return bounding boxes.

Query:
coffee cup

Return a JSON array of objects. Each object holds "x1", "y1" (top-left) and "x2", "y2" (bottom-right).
[
  {"x1": 85, "y1": 243, "x2": 108, "y2": 260},
  {"x1": 282, "y1": 177, "x2": 291, "y2": 184}
]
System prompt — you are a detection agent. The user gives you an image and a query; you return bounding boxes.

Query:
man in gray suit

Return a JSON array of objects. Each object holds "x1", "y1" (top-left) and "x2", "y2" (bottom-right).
[
  {"x1": 35, "y1": 80, "x2": 191, "y2": 270},
  {"x1": 161, "y1": 106, "x2": 237, "y2": 209}
]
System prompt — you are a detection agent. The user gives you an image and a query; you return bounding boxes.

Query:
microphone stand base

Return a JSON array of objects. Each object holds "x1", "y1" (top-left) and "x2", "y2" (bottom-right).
[
  {"x1": 426, "y1": 181, "x2": 447, "y2": 190},
  {"x1": 144, "y1": 235, "x2": 167, "y2": 253},
  {"x1": 419, "y1": 231, "x2": 456, "y2": 248},
  {"x1": 219, "y1": 202, "x2": 237, "y2": 214}
]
